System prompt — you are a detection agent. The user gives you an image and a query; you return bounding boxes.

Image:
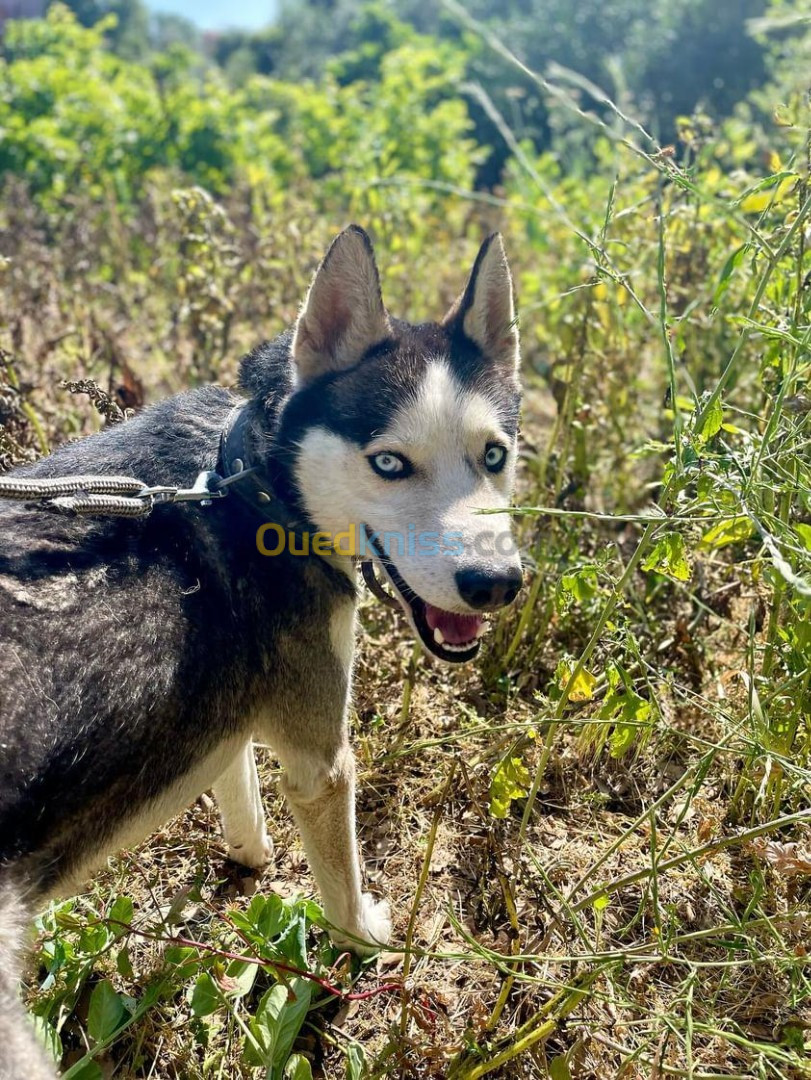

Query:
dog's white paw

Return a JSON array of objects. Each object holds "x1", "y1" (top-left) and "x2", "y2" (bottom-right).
[
  {"x1": 332, "y1": 894, "x2": 392, "y2": 956},
  {"x1": 226, "y1": 834, "x2": 273, "y2": 870}
]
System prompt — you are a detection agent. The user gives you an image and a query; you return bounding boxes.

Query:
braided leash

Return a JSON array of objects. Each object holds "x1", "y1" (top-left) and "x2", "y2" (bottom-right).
[
  {"x1": 50, "y1": 493, "x2": 154, "y2": 517},
  {"x1": 0, "y1": 474, "x2": 151, "y2": 516},
  {"x1": 0, "y1": 471, "x2": 229, "y2": 517},
  {"x1": 0, "y1": 474, "x2": 145, "y2": 499}
]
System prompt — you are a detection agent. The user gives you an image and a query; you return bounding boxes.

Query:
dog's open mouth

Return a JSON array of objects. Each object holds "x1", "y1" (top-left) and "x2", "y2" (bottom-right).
[{"x1": 363, "y1": 528, "x2": 483, "y2": 664}]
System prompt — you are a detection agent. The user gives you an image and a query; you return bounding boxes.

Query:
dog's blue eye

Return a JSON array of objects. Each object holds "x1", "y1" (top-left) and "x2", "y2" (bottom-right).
[
  {"x1": 369, "y1": 452, "x2": 411, "y2": 479},
  {"x1": 484, "y1": 444, "x2": 507, "y2": 473}
]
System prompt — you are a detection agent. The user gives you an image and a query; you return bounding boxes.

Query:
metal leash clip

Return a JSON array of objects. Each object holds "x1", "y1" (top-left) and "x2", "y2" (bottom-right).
[{"x1": 138, "y1": 470, "x2": 230, "y2": 508}]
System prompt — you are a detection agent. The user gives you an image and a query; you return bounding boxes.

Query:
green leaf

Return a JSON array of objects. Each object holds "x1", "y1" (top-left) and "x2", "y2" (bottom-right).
[
  {"x1": 557, "y1": 659, "x2": 598, "y2": 701},
  {"x1": 115, "y1": 946, "x2": 134, "y2": 980},
  {"x1": 695, "y1": 395, "x2": 723, "y2": 444},
  {"x1": 345, "y1": 1042, "x2": 367, "y2": 1080},
  {"x1": 277, "y1": 909, "x2": 309, "y2": 969},
  {"x1": 609, "y1": 719, "x2": 641, "y2": 758},
  {"x1": 87, "y1": 980, "x2": 128, "y2": 1043},
  {"x1": 777, "y1": 1020, "x2": 806, "y2": 1051},
  {"x1": 549, "y1": 1056, "x2": 572, "y2": 1080},
  {"x1": 164, "y1": 945, "x2": 201, "y2": 979},
  {"x1": 489, "y1": 754, "x2": 530, "y2": 819},
  {"x1": 108, "y1": 896, "x2": 133, "y2": 940},
  {"x1": 794, "y1": 523, "x2": 811, "y2": 552},
  {"x1": 79, "y1": 924, "x2": 111, "y2": 954},
  {"x1": 610, "y1": 690, "x2": 651, "y2": 758},
  {"x1": 739, "y1": 173, "x2": 797, "y2": 212},
  {"x1": 30, "y1": 1015, "x2": 62, "y2": 1065},
  {"x1": 190, "y1": 972, "x2": 221, "y2": 1018},
  {"x1": 560, "y1": 565, "x2": 599, "y2": 605},
  {"x1": 224, "y1": 959, "x2": 259, "y2": 999},
  {"x1": 568, "y1": 666, "x2": 598, "y2": 701},
  {"x1": 700, "y1": 516, "x2": 754, "y2": 550},
  {"x1": 599, "y1": 667, "x2": 651, "y2": 758},
  {"x1": 244, "y1": 983, "x2": 288, "y2": 1067},
  {"x1": 230, "y1": 893, "x2": 290, "y2": 945},
  {"x1": 284, "y1": 1055, "x2": 314, "y2": 1080},
  {"x1": 711, "y1": 244, "x2": 748, "y2": 310},
  {"x1": 272, "y1": 978, "x2": 313, "y2": 1078},
  {"x1": 642, "y1": 532, "x2": 691, "y2": 582}
]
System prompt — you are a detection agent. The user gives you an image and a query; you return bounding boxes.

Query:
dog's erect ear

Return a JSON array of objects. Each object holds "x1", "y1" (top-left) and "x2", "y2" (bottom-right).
[
  {"x1": 443, "y1": 234, "x2": 519, "y2": 374},
  {"x1": 292, "y1": 225, "x2": 391, "y2": 384}
]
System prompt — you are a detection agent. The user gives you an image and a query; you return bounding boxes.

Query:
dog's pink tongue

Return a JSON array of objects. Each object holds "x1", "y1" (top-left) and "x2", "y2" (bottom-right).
[{"x1": 425, "y1": 604, "x2": 483, "y2": 645}]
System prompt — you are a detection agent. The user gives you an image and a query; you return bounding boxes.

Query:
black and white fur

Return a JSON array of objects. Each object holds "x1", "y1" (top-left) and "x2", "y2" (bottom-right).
[{"x1": 0, "y1": 227, "x2": 522, "y2": 1077}]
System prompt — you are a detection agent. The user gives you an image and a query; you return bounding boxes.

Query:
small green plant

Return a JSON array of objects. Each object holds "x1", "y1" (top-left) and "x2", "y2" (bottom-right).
[{"x1": 27, "y1": 888, "x2": 388, "y2": 1078}]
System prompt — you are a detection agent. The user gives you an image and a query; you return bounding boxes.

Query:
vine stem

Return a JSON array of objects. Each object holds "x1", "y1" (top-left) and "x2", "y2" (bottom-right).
[{"x1": 97, "y1": 918, "x2": 401, "y2": 1002}]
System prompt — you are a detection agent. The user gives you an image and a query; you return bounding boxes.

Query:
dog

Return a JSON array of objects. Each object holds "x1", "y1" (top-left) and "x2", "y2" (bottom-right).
[{"x1": 0, "y1": 225, "x2": 523, "y2": 1077}]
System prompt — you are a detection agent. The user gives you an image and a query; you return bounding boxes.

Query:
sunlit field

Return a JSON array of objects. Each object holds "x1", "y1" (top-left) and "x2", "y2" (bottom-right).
[{"x1": 2, "y1": 2, "x2": 810, "y2": 1077}]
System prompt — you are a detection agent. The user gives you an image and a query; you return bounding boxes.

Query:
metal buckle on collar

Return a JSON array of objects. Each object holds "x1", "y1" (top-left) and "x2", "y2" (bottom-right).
[{"x1": 218, "y1": 404, "x2": 283, "y2": 515}]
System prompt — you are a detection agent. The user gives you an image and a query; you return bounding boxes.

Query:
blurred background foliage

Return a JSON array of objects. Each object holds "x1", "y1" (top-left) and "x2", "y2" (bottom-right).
[
  {"x1": 0, "y1": 0, "x2": 804, "y2": 200},
  {"x1": 2, "y1": 0, "x2": 809, "y2": 413}
]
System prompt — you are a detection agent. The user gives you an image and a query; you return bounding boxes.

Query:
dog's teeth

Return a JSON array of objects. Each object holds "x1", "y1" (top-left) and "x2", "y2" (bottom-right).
[
  {"x1": 433, "y1": 633, "x2": 481, "y2": 653},
  {"x1": 476, "y1": 623, "x2": 487, "y2": 638}
]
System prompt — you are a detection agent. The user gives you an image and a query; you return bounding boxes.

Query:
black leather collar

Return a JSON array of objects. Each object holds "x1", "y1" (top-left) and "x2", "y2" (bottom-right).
[
  {"x1": 218, "y1": 402, "x2": 302, "y2": 533},
  {"x1": 218, "y1": 403, "x2": 359, "y2": 594}
]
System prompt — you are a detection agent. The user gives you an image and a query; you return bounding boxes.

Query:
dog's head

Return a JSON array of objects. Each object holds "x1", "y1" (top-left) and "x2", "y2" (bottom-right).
[{"x1": 273, "y1": 225, "x2": 523, "y2": 663}]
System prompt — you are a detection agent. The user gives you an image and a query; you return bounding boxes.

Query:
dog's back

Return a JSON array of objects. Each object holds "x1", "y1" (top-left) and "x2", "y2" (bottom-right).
[
  {"x1": 0, "y1": 388, "x2": 240, "y2": 1078},
  {"x1": 0, "y1": 387, "x2": 240, "y2": 887},
  {"x1": 0, "y1": 386, "x2": 284, "y2": 1078}
]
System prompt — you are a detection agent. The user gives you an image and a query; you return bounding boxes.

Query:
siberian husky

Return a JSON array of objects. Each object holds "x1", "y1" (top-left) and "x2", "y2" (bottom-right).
[{"x1": 0, "y1": 226, "x2": 522, "y2": 1076}]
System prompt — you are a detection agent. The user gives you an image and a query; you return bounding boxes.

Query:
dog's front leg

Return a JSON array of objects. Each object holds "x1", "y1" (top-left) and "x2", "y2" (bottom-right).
[
  {"x1": 275, "y1": 737, "x2": 391, "y2": 955},
  {"x1": 212, "y1": 741, "x2": 273, "y2": 869}
]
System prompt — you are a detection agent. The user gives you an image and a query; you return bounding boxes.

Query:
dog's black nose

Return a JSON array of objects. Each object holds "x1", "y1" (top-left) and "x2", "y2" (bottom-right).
[{"x1": 455, "y1": 566, "x2": 523, "y2": 610}]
